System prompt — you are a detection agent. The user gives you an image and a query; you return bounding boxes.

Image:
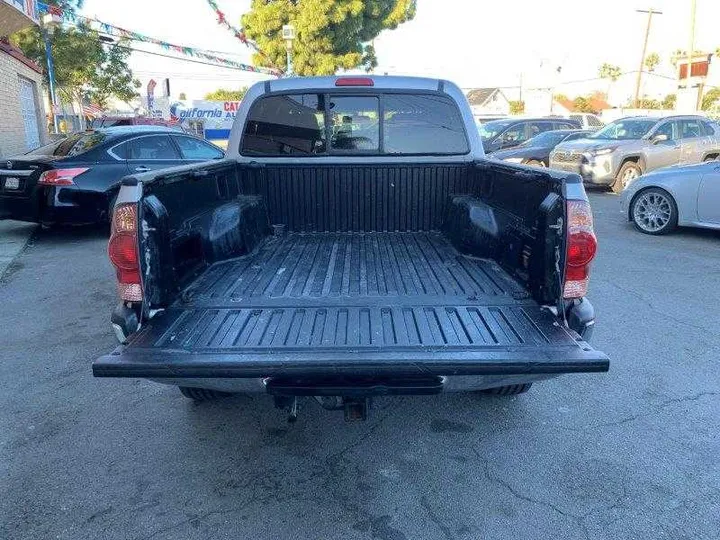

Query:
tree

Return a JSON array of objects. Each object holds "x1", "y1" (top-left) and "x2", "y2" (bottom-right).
[
  {"x1": 572, "y1": 96, "x2": 598, "y2": 114},
  {"x1": 87, "y1": 42, "x2": 140, "y2": 108},
  {"x1": 12, "y1": 24, "x2": 103, "y2": 106},
  {"x1": 662, "y1": 94, "x2": 676, "y2": 110},
  {"x1": 644, "y1": 52, "x2": 660, "y2": 72},
  {"x1": 508, "y1": 100, "x2": 524, "y2": 114},
  {"x1": 204, "y1": 87, "x2": 248, "y2": 101},
  {"x1": 242, "y1": 0, "x2": 417, "y2": 75},
  {"x1": 701, "y1": 88, "x2": 720, "y2": 111},
  {"x1": 599, "y1": 63, "x2": 622, "y2": 82},
  {"x1": 599, "y1": 63, "x2": 622, "y2": 102},
  {"x1": 635, "y1": 97, "x2": 661, "y2": 110}
]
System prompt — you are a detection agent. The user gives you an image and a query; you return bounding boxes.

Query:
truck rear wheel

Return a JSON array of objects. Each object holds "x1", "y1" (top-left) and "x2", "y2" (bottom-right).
[
  {"x1": 178, "y1": 386, "x2": 232, "y2": 401},
  {"x1": 481, "y1": 383, "x2": 533, "y2": 396}
]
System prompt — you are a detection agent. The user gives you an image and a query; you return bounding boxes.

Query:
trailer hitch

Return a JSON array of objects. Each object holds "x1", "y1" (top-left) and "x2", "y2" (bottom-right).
[{"x1": 343, "y1": 398, "x2": 371, "y2": 422}]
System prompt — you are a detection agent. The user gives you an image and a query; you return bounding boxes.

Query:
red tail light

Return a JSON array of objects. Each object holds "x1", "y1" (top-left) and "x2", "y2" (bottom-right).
[
  {"x1": 108, "y1": 203, "x2": 142, "y2": 302},
  {"x1": 564, "y1": 200, "x2": 597, "y2": 299},
  {"x1": 38, "y1": 168, "x2": 89, "y2": 186},
  {"x1": 335, "y1": 77, "x2": 374, "y2": 87}
]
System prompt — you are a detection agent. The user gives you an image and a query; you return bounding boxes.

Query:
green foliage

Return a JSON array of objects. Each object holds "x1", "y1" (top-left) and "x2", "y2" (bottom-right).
[
  {"x1": 242, "y1": 0, "x2": 416, "y2": 75},
  {"x1": 644, "y1": 52, "x2": 660, "y2": 72},
  {"x1": 204, "y1": 87, "x2": 248, "y2": 101},
  {"x1": 508, "y1": 100, "x2": 524, "y2": 114},
  {"x1": 598, "y1": 63, "x2": 622, "y2": 82},
  {"x1": 662, "y1": 94, "x2": 676, "y2": 110},
  {"x1": 179, "y1": 92, "x2": 187, "y2": 100},
  {"x1": 553, "y1": 93, "x2": 569, "y2": 103},
  {"x1": 88, "y1": 42, "x2": 141, "y2": 107},
  {"x1": 635, "y1": 97, "x2": 662, "y2": 110},
  {"x1": 11, "y1": 21, "x2": 138, "y2": 108},
  {"x1": 701, "y1": 88, "x2": 720, "y2": 111},
  {"x1": 12, "y1": 25, "x2": 102, "y2": 102},
  {"x1": 572, "y1": 97, "x2": 598, "y2": 114}
]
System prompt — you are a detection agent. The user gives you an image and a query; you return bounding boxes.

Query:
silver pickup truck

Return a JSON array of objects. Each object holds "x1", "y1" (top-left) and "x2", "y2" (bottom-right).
[
  {"x1": 550, "y1": 115, "x2": 720, "y2": 193},
  {"x1": 93, "y1": 75, "x2": 608, "y2": 422}
]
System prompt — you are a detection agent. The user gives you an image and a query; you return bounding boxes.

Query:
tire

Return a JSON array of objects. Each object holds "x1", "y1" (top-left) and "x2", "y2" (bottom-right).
[
  {"x1": 613, "y1": 161, "x2": 642, "y2": 193},
  {"x1": 179, "y1": 386, "x2": 232, "y2": 401},
  {"x1": 526, "y1": 159, "x2": 546, "y2": 168},
  {"x1": 630, "y1": 188, "x2": 678, "y2": 235},
  {"x1": 481, "y1": 383, "x2": 533, "y2": 396}
]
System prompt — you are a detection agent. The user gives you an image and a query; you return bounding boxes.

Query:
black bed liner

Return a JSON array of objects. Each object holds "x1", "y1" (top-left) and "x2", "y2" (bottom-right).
[{"x1": 94, "y1": 232, "x2": 608, "y2": 378}]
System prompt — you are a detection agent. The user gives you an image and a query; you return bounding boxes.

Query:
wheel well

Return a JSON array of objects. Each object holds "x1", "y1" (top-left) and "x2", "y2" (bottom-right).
[
  {"x1": 703, "y1": 152, "x2": 719, "y2": 161},
  {"x1": 621, "y1": 155, "x2": 645, "y2": 172},
  {"x1": 628, "y1": 186, "x2": 676, "y2": 221}
]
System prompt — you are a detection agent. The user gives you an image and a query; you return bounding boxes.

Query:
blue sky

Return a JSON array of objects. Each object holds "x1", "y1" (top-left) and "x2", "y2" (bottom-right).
[{"x1": 80, "y1": 0, "x2": 720, "y2": 101}]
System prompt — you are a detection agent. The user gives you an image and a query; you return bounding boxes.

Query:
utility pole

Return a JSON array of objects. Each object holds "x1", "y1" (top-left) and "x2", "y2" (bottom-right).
[
  {"x1": 41, "y1": 12, "x2": 60, "y2": 134},
  {"x1": 633, "y1": 8, "x2": 663, "y2": 108},
  {"x1": 687, "y1": 0, "x2": 697, "y2": 109}
]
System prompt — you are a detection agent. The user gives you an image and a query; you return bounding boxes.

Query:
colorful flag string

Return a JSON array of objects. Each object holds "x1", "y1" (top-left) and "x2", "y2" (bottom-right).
[
  {"x1": 203, "y1": 0, "x2": 281, "y2": 73},
  {"x1": 37, "y1": 2, "x2": 280, "y2": 76}
]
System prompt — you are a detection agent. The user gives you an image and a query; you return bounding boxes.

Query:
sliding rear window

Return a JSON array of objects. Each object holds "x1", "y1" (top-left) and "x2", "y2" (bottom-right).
[{"x1": 240, "y1": 92, "x2": 469, "y2": 156}]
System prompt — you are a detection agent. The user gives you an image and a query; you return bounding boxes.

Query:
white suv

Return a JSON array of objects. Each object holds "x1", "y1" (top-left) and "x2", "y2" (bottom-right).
[{"x1": 568, "y1": 113, "x2": 605, "y2": 131}]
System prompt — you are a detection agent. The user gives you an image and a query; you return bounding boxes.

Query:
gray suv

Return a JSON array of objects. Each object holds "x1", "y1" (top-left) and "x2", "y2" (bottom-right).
[{"x1": 549, "y1": 115, "x2": 720, "y2": 192}]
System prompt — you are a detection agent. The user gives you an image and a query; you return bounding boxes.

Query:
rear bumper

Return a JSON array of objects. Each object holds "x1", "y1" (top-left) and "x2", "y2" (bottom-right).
[
  {"x1": 0, "y1": 186, "x2": 107, "y2": 225},
  {"x1": 147, "y1": 374, "x2": 562, "y2": 394}
]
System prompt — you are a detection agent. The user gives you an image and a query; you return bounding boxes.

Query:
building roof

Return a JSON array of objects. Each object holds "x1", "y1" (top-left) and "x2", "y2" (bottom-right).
[
  {"x1": 0, "y1": 37, "x2": 42, "y2": 74},
  {"x1": 466, "y1": 88, "x2": 504, "y2": 106}
]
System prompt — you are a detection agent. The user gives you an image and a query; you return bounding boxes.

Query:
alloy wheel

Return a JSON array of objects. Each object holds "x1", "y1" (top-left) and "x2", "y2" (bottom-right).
[{"x1": 632, "y1": 191, "x2": 672, "y2": 232}]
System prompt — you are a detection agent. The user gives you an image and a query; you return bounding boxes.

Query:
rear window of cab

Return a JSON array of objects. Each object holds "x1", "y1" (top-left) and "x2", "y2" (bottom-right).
[{"x1": 240, "y1": 92, "x2": 469, "y2": 156}]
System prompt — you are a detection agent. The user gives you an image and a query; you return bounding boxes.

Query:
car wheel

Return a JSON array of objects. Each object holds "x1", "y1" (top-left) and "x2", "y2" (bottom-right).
[
  {"x1": 179, "y1": 386, "x2": 233, "y2": 401},
  {"x1": 526, "y1": 159, "x2": 546, "y2": 168},
  {"x1": 630, "y1": 188, "x2": 678, "y2": 235},
  {"x1": 481, "y1": 383, "x2": 533, "y2": 396},
  {"x1": 613, "y1": 161, "x2": 642, "y2": 193}
]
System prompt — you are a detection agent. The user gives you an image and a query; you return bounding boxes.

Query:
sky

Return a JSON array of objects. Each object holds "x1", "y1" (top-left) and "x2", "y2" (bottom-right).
[{"x1": 80, "y1": 0, "x2": 720, "y2": 103}]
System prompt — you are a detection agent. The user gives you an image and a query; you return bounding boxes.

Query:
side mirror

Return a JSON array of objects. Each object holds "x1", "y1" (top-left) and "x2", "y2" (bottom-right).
[{"x1": 651, "y1": 133, "x2": 668, "y2": 144}]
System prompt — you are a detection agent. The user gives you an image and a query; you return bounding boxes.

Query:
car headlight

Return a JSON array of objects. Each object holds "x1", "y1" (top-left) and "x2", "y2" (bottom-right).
[
  {"x1": 503, "y1": 157, "x2": 524, "y2": 163},
  {"x1": 592, "y1": 147, "x2": 617, "y2": 156}
]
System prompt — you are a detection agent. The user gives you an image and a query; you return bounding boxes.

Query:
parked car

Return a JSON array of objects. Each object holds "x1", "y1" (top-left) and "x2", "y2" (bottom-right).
[
  {"x1": 490, "y1": 129, "x2": 593, "y2": 167},
  {"x1": 93, "y1": 75, "x2": 608, "y2": 421},
  {"x1": 479, "y1": 117, "x2": 581, "y2": 153},
  {"x1": 0, "y1": 126, "x2": 224, "y2": 226},
  {"x1": 620, "y1": 160, "x2": 720, "y2": 234},
  {"x1": 567, "y1": 113, "x2": 605, "y2": 131},
  {"x1": 474, "y1": 115, "x2": 508, "y2": 125},
  {"x1": 550, "y1": 115, "x2": 720, "y2": 193},
  {"x1": 89, "y1": 116, "x2": 183, "y2": 130}
]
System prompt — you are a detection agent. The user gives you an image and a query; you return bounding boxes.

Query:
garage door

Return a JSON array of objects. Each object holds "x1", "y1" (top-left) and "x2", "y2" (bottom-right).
[{"x1": 19, "y1": 77, "x2": 41, "y2": 151}]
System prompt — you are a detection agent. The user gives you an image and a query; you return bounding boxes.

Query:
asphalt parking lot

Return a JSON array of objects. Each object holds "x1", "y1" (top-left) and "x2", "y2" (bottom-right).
[{"x1": 1, "y1": 192, "x2": 719, "y2": 540}]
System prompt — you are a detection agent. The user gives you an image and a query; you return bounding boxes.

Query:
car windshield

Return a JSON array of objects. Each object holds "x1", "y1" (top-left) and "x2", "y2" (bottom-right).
[
  {"x1": 589, "y1": 119, "x2": 656, "y2": 140},
  {"x1": 519, "y1": 131, "x2": 569, "y2": 147},
  {"x1": 478, "y1": 120, "x2": 512, "y2": 141}
]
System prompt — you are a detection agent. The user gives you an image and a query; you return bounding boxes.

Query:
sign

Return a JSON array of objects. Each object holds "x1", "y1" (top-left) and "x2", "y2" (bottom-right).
[{"x1": 169, "y1": 100, "x2": 241, "y2": 141}]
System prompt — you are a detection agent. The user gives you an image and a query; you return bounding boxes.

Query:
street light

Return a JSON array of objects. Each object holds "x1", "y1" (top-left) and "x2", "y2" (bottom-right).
[
  {"x1": 282, "y1": 24, "x2": 296, "y2": 76},
  {"x1": 40, "y1": 12, "x2": 61, "y2": 134}
]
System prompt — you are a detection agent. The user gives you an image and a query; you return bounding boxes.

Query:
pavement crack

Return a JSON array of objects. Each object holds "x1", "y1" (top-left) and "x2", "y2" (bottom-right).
[
  {"x1": 598, "y1": 279, "x2": 712, "y2": 333},
  {"x1": 473, "y1": 448, "x2": 590, "y2": 540},
  {"x1": 419, "y1": 496, "x2": 456, "y2": 540}
]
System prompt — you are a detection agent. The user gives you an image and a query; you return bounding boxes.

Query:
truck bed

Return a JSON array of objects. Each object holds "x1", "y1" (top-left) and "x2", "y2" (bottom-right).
[{"x1": 95, "y1": 232, "x2": 608, "y2": 378}]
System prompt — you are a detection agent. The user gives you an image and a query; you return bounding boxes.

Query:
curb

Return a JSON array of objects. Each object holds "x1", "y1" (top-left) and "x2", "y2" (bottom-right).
[{"x1": 0, "y1": 220, "x2": 37, "y2": 279}]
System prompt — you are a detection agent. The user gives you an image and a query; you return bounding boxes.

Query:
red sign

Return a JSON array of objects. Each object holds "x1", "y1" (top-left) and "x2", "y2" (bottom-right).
[{"x1": 679, "y1": 58, "x2": 711, "y2": 80}]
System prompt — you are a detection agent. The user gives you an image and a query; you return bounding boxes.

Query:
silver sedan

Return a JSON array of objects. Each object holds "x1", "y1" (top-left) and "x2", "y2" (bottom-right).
[{"x1": 620, "y1": 161, "x2": 720, "y2": 234}]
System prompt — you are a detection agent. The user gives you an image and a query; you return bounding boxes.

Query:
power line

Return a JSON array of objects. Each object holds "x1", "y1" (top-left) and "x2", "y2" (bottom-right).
[{"x1": 105, "y1": 42, "x2": 270, "y2": 75}]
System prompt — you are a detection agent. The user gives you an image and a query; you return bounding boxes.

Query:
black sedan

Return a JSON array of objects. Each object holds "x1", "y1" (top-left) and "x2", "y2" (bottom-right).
[
  {"x1": 0, "y1": 126, "x2": 224, "y2": 226},
  {"x1": 489, "y1": 129, "x2": 592, "y2": 167}
]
